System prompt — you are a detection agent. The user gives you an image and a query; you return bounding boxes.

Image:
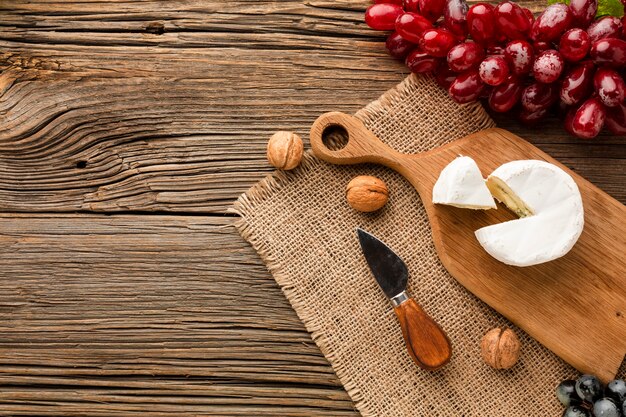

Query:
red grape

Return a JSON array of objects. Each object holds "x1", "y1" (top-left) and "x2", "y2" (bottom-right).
[
  {"x1": 420, "y1": 28, "x2": 457, "y2": 57},
  {"x1": 467, "y1": 3, "x2": 496, "y2": 45},
  {"x1": 447, "y1": 41, "x2": 485, "y2": 72},
  {"x1": 444, "y1": 0, "x2": 469, "y2": 37},
  {"x1": 519, "y1": 108, "x2": 549, "y2": 125},
  {"x1": 533, "y1": 41, "x2": 552, "y2": 54},
  {"x1": 587, "y1": 16, "x2": 623, "y2": 43},
  {"x1": 449, "y1": 69, "x2": 485, "y2": 103},
  {"x1": 523, "y1": 8, "x2": 535, "y2": 26},
  {"x1": 570, "y1": 96, "x2": 606, "y2": 138},
  {"x1": 494, "y1": 2, "x2": 532, "y2": 40},
  {"x1": 531, "y1": 4, "x2": 573, "y2": 43},
  {"x1": 366, "y1": 3, "x2": 404, "y2": 30},
  {"x1": 559, "y1": 28, "x2": 591, "y2": 62},
  {"x1": 533, "y1": 50, "x2": 565, "y2": 83},
  {"x1": 489, "y1": 75, "x2": 523, "y2": 112},
  {"x1": 395, "y1": 12, "x2": 433, "y2": 44},
  {"x1": 560, "y1": 62, "x2": 596, "y2": 105},
  {"x1": 569, "y1": 0, "x2": 597, "y2": 29},
  {"x1": 406, "y1": 49, "x2": 440, "y2": 72},
  {"x1": 419, "y1": 0, "x2": 446, "y2": 22},
  {"x1": 590, "y1": 38, "x2": 626, "y2": 68},
  {"x1": 479, "y1": 56, "x2": 510, "y2": 85},
  {"x1": 564, "y1": 107, "x2": 577, "y2": 135},
  {"x1": 593, "y1": 68, "x2": 626, "y2": 107},
  {"x1": 521, "y1": 82, "x2": 559, "y2": 111},
  {"x1": 386, "y1": 31, "x2": 416, "y2": 59},
  {"x1": 362, "y1": 0, "x2": 626, "y2": 137},
  {"x1": 486, "y1": 45, "x2": 505, "y2": 55},
  {"x1": 505, "y1": 40, "x2": 535, "y2": 75},
  {"x1": 435, "y1": 64, "x2": 458, "y2": 89},
  {"x1": 403, "y1": 0, "x2": 420, "y2": 12},
  {"x1": 604, "y1": 102, "x2": 626, "y2": 134}
]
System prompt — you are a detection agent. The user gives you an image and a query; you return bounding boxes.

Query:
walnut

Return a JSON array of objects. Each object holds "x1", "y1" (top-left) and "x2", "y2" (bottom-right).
[
  {"x1": 346, "y1": 176, "x2": 389, "y2": 212},
  {"x1": 480, "y1": 327, "x2": 521, "y2": 369},
  {"x1": 267, "y1": 131, "x2": 303, "y2": 170}
]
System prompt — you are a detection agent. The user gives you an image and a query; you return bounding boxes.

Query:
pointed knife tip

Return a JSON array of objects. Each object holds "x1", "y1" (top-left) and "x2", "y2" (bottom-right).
[{"x1": 356, "y1": 227, "x2": 373, "y2": 248}]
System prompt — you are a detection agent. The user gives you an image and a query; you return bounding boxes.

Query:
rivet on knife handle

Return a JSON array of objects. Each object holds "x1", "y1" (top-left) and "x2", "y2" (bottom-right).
[{"x1": 357, "y1": 228, "x2": 452, "y2": 370}]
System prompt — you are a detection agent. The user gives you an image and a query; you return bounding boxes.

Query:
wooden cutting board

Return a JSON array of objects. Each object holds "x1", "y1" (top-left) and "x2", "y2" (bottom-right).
[{"x1": 310, "y1": 111, "x2": 626, "y2": 383}]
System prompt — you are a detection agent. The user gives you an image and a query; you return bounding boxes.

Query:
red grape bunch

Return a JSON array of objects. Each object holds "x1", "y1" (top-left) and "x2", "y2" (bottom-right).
[{"x1": 365, "y1": 0, "x2": 626, "y2": 138}]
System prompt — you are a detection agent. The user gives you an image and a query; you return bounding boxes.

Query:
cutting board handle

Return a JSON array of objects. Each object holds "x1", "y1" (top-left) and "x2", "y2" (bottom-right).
[{"x1": 310, "y1": 112, "x2": 407, "y2": 170}]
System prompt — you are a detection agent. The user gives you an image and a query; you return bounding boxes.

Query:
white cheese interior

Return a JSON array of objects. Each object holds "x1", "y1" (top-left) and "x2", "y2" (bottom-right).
[
  {"x1": 432, "y1": 156, "x2": 496, "y2": 210},
  {"x1": 475, "y1": 160, "x2": 584, "y2": 267}
]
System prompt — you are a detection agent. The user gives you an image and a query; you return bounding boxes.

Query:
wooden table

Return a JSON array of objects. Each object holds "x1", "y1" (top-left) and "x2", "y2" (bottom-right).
[{"x1": 0, "y1": 1, "x2": 623, "y2": 415}]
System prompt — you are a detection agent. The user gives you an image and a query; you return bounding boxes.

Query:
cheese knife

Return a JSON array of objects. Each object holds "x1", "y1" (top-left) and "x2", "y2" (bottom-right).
[{"x1": 357, "y1": 228, "x2": 452, "y2": 370}]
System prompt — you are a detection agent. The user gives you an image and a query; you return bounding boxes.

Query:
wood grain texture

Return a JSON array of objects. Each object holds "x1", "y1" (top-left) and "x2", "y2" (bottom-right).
[
  {"x1": 0, "y1": 0, "x2": 624, "y2": 415},
  {"x1": 0, "y1": 0, "x2": 623, "y2": 214},
  {"x1": 393, "y1": 298, "x2": 452, "y2": 371},
  {"x1": 0, "y1": 214, "x2": 357, "y2": 416}
]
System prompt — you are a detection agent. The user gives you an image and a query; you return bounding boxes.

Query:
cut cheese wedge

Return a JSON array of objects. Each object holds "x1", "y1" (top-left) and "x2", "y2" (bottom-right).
[
  {"x1": 432, "y1": 156, "x2": 496, "y2": 209},
  {"x1": 475, "y1": 160, "x2": 584, "y2": 267}
]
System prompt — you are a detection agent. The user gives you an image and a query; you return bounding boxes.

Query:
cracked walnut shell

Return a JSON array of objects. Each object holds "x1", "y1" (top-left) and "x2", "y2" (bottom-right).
[
  {"x1": 346, "y1": 176, "x2": 389, "y2": 212},
  {"x1": 481, "y1": 327, "x2": 521, "y2": 369},
  {"x1": 267, "y1": 131, "x2": 304, "y2": 170}
]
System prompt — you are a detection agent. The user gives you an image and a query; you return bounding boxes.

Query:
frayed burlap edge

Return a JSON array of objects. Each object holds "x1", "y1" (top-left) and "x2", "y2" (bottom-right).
[{"x1": 230, "y1": 153, "x2": 375, "y2": 414}]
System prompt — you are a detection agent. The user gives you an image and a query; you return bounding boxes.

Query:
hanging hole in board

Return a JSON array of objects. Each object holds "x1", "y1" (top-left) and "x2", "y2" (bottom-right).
[
  {"x1": 76, "y1": 160, "x2": 87, "y2": 169},
  {"x1": 321, "y1": 124, "x2": 349, "y2": 151}
]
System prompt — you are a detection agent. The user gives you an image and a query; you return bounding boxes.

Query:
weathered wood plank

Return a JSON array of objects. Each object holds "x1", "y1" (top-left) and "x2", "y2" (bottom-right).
[
  {"x1": 0, "y1": 213, "x2": 357, "y2": 416},
  {"x1": 0, "y1": 0, "x2": 622, "y2": 214}
]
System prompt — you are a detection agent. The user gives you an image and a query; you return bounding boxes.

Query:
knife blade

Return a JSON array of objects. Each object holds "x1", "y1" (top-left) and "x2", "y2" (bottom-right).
[{"x1": 357, "y1": 228, "x2": 452, "y2": 370}]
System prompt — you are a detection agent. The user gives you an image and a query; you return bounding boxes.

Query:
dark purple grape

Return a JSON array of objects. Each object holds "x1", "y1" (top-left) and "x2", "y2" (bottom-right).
[
  {"x1": 556, "y1": 380, "x2": 582, "y2": 407},
  {"x1": 592, "y1": 398, "x2": 620, "y2": 417},
  {"x1": 605, "y1": 379, "x2": 626, "y2": 406},
  {"x1": 576, "y1": 375, "x2": 603, "y2": 403},
  {"x1": 562, "y1": 405, "x2": 590, "y2": 417}
]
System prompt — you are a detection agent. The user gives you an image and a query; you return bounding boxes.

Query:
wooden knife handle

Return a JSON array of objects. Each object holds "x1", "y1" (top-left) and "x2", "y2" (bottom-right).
[{"x1": 393, "y1": 298, "x2": 452, "y2": 370}]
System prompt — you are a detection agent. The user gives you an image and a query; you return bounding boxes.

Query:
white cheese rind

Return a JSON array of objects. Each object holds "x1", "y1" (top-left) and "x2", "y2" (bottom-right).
[
  {"x1": 475, "y1": 160, "x2": 584, "y2": 267},
  {"x1": 432, "y1": 156, "x2": 496, "y2": 209}
]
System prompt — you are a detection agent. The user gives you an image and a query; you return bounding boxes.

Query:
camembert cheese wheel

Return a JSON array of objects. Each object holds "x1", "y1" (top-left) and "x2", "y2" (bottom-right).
[
  {"x1": 475, "y1": 160, "x2": 584, "y2": 267},
  {"x1": 432, "y1": 156, "x2": 496, "y2": 210}
]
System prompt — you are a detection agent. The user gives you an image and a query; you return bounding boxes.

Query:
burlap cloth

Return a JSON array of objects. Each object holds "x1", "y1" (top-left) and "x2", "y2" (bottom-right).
[{"x1": 232, "y1": 74, "x2": 624, "y2": 416}]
